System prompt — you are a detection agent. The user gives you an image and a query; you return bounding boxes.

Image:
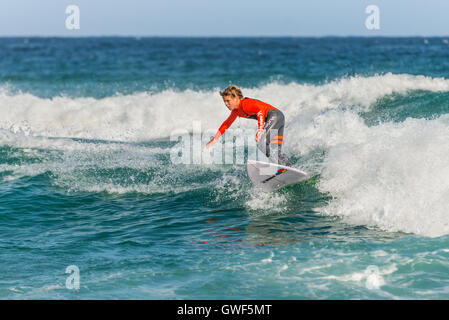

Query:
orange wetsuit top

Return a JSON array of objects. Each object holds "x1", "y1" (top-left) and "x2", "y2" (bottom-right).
[{"x1": 212, "y1": 97, "x2": 279, "y2": 141}]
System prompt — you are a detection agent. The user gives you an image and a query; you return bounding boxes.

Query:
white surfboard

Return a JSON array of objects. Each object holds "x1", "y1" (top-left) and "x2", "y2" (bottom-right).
[{"x1": 246, "y1": 160, "x2": 309, "y2": 192}]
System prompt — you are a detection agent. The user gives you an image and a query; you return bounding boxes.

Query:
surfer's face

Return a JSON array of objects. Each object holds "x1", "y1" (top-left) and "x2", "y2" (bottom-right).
[{"x1": 222, "y1": 95, "x2": 240, "y2": 111}]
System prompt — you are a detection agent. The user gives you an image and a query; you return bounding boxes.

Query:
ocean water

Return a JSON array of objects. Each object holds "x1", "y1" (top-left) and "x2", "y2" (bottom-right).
[{"x1": 1, "y1": 37, "x2": 449, "y2": 299}]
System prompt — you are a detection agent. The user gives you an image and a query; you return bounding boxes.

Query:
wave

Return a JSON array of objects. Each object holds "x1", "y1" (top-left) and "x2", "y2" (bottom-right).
[
  {"x1": 314, "y1": 114, "x2": 449, "y2": 237},
  {"x1": 0, "y1": 73, "x2": 449, "y2": 142},
  {"x1": 2, "y1": 73, "x2": 449, "y2": 237}
]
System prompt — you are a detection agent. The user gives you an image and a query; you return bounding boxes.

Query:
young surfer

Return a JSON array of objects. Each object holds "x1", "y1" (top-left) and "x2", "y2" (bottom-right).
[{"x1": 206, "y1": 85, "x2": 293, "y2": 167}]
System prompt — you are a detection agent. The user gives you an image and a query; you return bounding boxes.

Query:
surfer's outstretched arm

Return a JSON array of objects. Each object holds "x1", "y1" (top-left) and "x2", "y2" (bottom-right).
[{"x1": 206, "y1": 110, "x2": 238, "y2": 148}]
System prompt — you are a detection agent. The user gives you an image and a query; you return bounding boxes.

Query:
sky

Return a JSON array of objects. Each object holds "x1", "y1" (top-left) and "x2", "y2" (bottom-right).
[{"x1": 0, "y1": 0, "x2": 448, "y2": 37}]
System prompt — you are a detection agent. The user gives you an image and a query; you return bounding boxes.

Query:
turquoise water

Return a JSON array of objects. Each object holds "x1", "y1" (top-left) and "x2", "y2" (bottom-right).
[{"x1": 1, "y1": 37, "x2": 449, "y2": 299}]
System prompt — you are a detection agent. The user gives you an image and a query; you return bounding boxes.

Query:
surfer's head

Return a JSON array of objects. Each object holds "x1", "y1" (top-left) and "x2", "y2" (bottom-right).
[{"x1": 220, "y1": 85, "x2": 243, "y2": 111}]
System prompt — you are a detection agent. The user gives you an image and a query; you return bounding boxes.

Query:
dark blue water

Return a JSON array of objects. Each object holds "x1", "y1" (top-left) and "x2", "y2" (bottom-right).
[
  {"x1": 1, "y1": 37, "x2": 449, "y2": 299},
  {"x1": 2, "y1": 37, "x2": 449, "y2": 98}
]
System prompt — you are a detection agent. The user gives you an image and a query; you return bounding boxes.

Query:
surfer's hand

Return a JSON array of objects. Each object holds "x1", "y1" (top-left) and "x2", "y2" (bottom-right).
[
  {"x1": 206, "y1": 139, "x2": 215, "y2": 149},
  {"x1": 255, "y1": 130, "x2": 263, "y2": 142}
]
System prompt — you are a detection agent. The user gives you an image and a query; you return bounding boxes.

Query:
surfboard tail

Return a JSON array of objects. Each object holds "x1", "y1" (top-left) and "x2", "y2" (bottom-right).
[{"x1": 246, "y1": 160, "x2": 309, "y2": 192}]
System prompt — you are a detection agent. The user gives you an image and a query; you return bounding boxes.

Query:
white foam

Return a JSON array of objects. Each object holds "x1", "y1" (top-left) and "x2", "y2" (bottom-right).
[
  {"x1": 246, "y1": 191, "x2": 288, "y2": 213},
  {"x1": 2, "y1": 73, "x2": 449, "y2": 143},
  {"x1": 0, "y1": 88, "x2": 228, "y2": 142},
  {"x1": 323, "y1": 264, "x2": 397, "y2": 289},
  {"x1": 262, "y1": 252, "x2": 275, "y2": 264},
  {"x1": 316, "y1": 115, "x2": 449, "y2": 237}
]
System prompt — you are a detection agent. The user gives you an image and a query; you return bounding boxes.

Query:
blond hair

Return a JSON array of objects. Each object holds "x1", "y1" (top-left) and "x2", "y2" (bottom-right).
[{"x1": 219, "y1": 85, "x2": 243, "y2": 99}]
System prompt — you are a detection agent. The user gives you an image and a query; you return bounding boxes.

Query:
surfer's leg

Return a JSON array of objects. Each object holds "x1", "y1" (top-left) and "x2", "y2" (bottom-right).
[
  {"x1": 257, "y1": 110, "x2": 293, "y2": 167},
  {"x1": 273, "y1": 127, "x2": 293, "y2": 167},
  {"x1": 256, "y1": 112, "x2": 273, "y2": 160},
  {"x1": 267, "y1": 111, "x2": 293, "y2": 167}
]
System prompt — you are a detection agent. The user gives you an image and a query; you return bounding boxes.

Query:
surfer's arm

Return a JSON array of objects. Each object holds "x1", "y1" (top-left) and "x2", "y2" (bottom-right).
[
  {"x1": 206, "y1": 111, "x2": 238, "y2": 148},
  {"x1": 254, "y1": 112, "x2": 265, "y2": 142},
  {"x1": 257, "y1": 111, "x2": 265, "y2": 131}
]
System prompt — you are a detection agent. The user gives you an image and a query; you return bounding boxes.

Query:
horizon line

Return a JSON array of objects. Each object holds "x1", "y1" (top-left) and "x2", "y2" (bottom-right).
[{"x1": 1, "y1": 34, "x2": 449, "y2": 38}]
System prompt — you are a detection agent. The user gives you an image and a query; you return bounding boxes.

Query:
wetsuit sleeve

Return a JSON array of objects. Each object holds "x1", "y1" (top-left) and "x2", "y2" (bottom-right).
[{"x1": 212, "y1": 110, "x2": 238, "y2": 141}]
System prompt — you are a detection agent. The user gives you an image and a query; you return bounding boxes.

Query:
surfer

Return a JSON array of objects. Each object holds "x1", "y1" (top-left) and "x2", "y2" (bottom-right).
[{"x1": 206, "y1": 85, "x2": 293, "y2": 167}]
